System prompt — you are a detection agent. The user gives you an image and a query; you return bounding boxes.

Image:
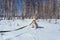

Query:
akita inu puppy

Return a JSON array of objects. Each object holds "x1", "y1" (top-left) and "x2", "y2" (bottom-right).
[{"x1": 31, "y1": 20, "x2": 38, "y2": 29}]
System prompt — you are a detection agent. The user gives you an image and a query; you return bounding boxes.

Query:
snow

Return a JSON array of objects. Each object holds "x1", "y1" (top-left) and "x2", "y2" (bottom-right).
[{"x1": 0, "y1": 19, "x2": 60, "y2": 40}]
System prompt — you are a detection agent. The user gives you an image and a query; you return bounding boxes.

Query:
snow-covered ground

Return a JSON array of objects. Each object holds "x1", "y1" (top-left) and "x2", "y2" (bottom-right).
[{"x1": 0, "y1": 19, "x2": 60, "y2": 40}]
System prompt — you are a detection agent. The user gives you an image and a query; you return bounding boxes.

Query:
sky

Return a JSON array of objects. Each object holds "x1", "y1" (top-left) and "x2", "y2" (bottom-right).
[{"x1": 18, "y1": 0, "x2": 22, "y2": 16}]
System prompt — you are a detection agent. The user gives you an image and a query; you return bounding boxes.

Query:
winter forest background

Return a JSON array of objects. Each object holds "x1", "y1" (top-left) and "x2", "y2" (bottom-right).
[{"x1": 0, "y1": 0, "x2": 60, "y2": 19}]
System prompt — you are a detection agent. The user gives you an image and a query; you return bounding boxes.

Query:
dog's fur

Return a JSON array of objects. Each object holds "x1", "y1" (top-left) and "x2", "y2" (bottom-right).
[{"x1": 31, "y1": 20, "x2": 38, "y2": 29}]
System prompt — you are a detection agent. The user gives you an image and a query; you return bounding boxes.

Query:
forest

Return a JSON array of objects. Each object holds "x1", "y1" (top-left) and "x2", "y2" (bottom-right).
[{"x1": 0, "y1": 0, "x2": 60, "y2": 19}]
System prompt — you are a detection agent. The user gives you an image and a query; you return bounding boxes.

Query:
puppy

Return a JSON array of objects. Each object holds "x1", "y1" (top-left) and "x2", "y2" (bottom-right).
[{"x1": 31, "y1": 20, "x2": 38, "y2": 29}]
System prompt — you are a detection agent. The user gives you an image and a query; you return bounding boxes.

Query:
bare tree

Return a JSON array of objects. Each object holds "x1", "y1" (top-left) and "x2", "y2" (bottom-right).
[
  {"x1": 2, "y1": 0, "x2": 18, "y2": 20},
  {"x1": 22, "y1": 0, "x2": 26, "y2": 19}
]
